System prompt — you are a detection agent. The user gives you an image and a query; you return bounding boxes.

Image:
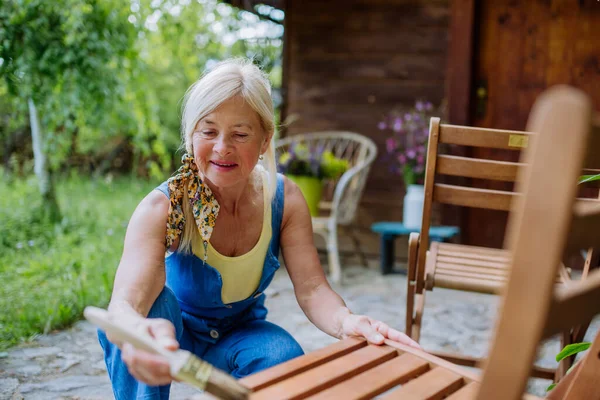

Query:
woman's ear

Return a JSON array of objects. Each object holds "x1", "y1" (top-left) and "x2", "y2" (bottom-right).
[{"x1": 261, "y1": 131, "x2": 273, "y2": 154}]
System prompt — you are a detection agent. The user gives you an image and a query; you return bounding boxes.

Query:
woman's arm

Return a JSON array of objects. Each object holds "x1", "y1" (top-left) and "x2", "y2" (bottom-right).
[
  {"x1": 279, "y1": 177, "x2": 419, "y2": 347},
  {"x1": 108, "y1": 190, "x2": 170, "y2": 320}
]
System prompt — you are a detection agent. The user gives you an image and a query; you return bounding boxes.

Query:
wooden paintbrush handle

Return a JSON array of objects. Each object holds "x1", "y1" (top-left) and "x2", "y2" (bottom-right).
[{"x1": 84, "y1": 306, "x2": 170, "y2": 357}]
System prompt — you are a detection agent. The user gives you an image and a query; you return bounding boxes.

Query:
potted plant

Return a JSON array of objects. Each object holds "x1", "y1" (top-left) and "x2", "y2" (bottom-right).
[
  {"x1": 379, "y1": 100, "x2": 442, "y2": 228},
  {"x1": 277, "y1": 143, "x2": 349, "y2": 216}
]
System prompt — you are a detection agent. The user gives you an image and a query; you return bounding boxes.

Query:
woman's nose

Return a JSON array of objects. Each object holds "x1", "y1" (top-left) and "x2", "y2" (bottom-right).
[{"x1": 213, "y1": 135, "x2": 232, "y2": 155}]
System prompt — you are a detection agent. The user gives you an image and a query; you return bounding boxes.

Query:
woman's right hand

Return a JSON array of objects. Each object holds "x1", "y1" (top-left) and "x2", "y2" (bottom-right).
[{"x1": 107, "y1": 315, "x2": 180, "y2": 386}]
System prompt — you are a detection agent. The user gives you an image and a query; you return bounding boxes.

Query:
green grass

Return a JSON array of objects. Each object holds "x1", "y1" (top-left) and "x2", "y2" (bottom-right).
[{"x1": 0, "y1": 173, "x2": 159, "y2": 350}]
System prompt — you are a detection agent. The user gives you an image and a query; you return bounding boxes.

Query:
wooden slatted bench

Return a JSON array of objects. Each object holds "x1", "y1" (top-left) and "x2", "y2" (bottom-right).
[{"x1": 239, "y1": 337, "x2": 485, "y2": 400}]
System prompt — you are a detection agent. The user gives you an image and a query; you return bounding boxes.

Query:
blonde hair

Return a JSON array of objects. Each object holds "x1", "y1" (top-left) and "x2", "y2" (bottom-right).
[{"x1": 177, "y1": 58, "x2": 278, "y2": 254}]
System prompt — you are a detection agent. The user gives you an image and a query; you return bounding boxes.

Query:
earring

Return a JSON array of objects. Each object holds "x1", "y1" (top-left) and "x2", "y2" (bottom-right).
[{"x1": 259, "y1": 155, "x2": 264, "y2": 160}]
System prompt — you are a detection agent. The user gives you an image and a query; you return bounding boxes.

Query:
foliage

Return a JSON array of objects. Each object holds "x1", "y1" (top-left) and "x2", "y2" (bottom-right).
[
  {"x1": 0, "y1": 173, "x2": 158, "y2": 350},
  {"x1": 379, "y1": 100, "x2": 442, "y2": 187},
  {"x1": 0, "y1": 0, "x2": 138, "y2": 170},
  {"x1": 277, "y1": 143, "x2": 349, "y2": 180},
  {"x1": 579, "y1": 174, "x2": 600, "y2": 184},
  {"x1": 0, "y1": 0, "x2": 283, "y2": 178},
  {"x1": 546, "y1": 342, "x2": 592, "y2": 392}
]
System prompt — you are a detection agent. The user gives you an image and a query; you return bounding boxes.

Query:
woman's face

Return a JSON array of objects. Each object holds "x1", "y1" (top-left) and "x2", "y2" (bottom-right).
[{"x1": 191, "y1": 96, "x2": 270, "y2": 191}]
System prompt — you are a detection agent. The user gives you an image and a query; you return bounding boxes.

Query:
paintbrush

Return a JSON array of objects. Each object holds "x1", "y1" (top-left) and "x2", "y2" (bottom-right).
[{"x1": 84, "y1": 306, "x2": 250, "y2": 400}]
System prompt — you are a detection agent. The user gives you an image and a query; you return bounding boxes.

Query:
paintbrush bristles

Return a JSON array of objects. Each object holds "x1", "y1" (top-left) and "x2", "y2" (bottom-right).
[
  {"x1": 207, "y1": 368, "x2": 251, "y2": 400},
  {"x1": 170, "y1": 350, "x2": 249, "y2": 400}
]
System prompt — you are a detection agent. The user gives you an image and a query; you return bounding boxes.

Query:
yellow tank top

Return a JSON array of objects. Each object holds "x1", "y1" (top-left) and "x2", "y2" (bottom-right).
[{"x1": 192, "y1": 173, "x2": 272, "y2": 304}]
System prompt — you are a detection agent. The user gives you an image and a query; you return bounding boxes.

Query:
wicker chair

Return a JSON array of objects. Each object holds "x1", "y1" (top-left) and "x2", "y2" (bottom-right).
[{"x1": 276, "y1": 131, "x2": 378, "y2": 283}]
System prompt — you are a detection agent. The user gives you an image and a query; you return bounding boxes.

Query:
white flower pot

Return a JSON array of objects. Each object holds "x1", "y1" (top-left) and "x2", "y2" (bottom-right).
[{"x1": 403, "y1": 184, "x2": 425, "y2": 229}]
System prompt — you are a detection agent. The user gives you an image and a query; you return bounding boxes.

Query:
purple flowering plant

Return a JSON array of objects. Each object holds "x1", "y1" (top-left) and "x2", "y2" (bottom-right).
[
  {"x1": 277, "y1": 142, "x2": 349, "y2": 180},
  {"x1": 380, "y1": 100, "x2": 440, "y2": 187}
]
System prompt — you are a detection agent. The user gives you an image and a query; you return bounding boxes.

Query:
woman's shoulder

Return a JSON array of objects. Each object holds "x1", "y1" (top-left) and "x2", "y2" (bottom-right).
[
  {"x1": 134, "y1": 186, "x2": 170, "y2": 220},
  {"x1": 280, "y1": 175, "x2": 308, "y2": 218}
]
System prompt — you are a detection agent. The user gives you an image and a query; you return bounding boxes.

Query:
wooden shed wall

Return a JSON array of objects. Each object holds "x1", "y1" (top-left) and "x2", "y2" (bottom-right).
[{"x1": 283, "y1": 0, "x2": 450, "y2": 260}]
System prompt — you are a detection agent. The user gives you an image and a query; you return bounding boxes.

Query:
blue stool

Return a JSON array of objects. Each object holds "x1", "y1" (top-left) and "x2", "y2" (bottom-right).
[{"x1": 371, "y1": 222, "x2": 460, "y2": 275}]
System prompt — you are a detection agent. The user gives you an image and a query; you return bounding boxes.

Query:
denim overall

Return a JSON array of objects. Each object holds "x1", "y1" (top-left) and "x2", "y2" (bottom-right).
[{"x1": 98, "y1": 174, "x2": 304, "y2": 400}]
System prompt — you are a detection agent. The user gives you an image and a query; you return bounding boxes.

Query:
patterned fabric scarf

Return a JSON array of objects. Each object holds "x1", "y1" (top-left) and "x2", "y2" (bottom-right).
[{"x1": 166, "y1": 154, "x2": 220, "y2": 262}]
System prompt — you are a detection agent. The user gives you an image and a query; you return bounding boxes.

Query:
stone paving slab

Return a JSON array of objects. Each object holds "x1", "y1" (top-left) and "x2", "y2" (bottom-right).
[{"x1": 1, "y1": 266, "x2": 597, "y2": 399}]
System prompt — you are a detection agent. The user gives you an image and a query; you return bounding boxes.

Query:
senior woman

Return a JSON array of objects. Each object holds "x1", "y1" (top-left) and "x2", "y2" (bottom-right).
[{"x1": 98, "y1": 58, "x2": 419, "y2": 399}]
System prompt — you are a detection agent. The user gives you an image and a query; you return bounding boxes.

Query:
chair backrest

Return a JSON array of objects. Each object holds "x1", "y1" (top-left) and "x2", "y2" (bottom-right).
[
  {"x1": 275, "y1": 131, "x2": 378, "y2": 225},
  {"x1": 415, "y1": 112, "x2": 600, "y2": 295},
  {"x1": 475, "y1": 86, "x2": 600, "y2": 399}
]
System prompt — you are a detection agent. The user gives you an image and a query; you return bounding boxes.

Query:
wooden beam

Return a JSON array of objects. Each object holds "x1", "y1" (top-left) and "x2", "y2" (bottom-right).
[{"x1": 446, "y1": 0, "x2": 476, "y2": 125}]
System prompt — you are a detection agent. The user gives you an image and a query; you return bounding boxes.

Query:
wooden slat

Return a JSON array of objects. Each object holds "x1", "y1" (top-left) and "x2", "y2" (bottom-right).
[
  {"x1": 437, "y1": 155, "x2": 522, "y2": 182},
  {"x1": 434, "y1": 274, "x2": 503, "y2": 294},
  {"x1": 436, "y1": 268, "x2": 564, "y2": 286},
  {"x1": 383, "y1": 340, "x2": 481, "y2": 382},
  {"x1": 445, "y1": 381, "x2": 479, "y2": 399},
  {"x1": 433, "y1": 184, "x2": 515, "y2": 211},
  {"x1": 437, "y1": 242, "x2": 508, "y2": 257},
  {"x1": 437, "y1": 249, "x2": 510, "y2": 263},
  {"x1": 438, "y1": 124, "x2": 534, "y2": 150},
  {"x1": 424, "y1": 350, "x2": 555, "y2": 381},
  {"x1": 436, "y1": 256, "x2": 506, "y2": 270},
  {"x1": 240, "y1": 338, "x2": 366, "y2": 390},
  {"x1": 250, "y1": 345, "x2": 397, "y2": 400},
  {"x1": 437, "y1": 266, "x2": 507, "y2": 279},
  {"x1": 308, "y1": 353, "x2": 429, "y2": 400},
  {"x1": 544, "y1": 269, "x2": 600, "y2": 338},
  {"x1": 380, "y1": 367, "x2": 464, "y2": 400},
  {"x1": 437, "y1": 263, "x2": 506, "y2": 276}
]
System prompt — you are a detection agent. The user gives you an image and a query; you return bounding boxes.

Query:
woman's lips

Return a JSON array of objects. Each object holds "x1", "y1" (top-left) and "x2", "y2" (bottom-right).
[{"x1": 210, "y1": 160, "x2": 238, "y2": 169}]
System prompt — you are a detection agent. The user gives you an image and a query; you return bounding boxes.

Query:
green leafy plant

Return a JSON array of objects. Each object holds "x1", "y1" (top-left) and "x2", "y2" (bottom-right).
[
  {"x1": 546, "y1": 342, "x2": 591, "y2": 392},
  {"x1": 277, "y1": 143, "x2": 349, "y2": 180},
  {"x1": 579, "y1": 174, "x2": 600, "y2": 184}
]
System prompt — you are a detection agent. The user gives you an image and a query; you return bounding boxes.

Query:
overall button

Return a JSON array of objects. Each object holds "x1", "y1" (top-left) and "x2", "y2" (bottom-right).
[{"x1": 209, "y1": 329, "x2": 220, "y2": 339}]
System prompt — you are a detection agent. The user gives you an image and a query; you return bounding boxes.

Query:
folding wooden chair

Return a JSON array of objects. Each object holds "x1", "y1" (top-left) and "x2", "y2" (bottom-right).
[
  {"x1": 405, "y1": 96, "x2": 600, "y2": 380},
  {"x1": 188, "y1": 85, "x2": 600, "y2": 400}
]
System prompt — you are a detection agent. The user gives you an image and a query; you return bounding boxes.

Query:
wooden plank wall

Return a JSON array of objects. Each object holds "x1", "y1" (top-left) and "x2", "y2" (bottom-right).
[{"x1": 283, "y1": 0, "x2": 450, "y2": 262}]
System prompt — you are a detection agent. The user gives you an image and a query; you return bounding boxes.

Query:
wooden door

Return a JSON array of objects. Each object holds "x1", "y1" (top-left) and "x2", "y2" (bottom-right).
[{"x1": 465, "y1": 0, "x2": 600, "y2": 248}]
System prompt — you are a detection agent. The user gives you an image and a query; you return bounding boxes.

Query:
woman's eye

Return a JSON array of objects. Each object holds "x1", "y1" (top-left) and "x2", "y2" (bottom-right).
[
  {"x1": 235, "y1": 133, "x2": 249, "y2": 138},
  {"x1": 201, "y1": 131, "x2": 216, "y2": 136}
]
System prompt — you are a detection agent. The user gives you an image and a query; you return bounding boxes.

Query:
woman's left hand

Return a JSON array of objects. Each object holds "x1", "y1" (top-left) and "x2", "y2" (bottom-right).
[{"x1": 340, "y1": 313, "x2": 421, "y2": 348}]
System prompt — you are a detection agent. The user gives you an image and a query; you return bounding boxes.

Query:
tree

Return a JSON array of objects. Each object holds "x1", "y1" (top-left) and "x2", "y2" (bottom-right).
[{"x1": 0, "y1": 0, "x2": 137, "y2": 220}]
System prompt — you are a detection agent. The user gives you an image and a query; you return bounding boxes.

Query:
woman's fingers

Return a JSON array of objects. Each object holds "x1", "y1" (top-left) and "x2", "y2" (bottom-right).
[
  {"x1": 122, "y1": 343, "x2": 173, "y2": 386},
  {"x1": 384, "y1": 326, "x2": 421, "y2": 349},
  {"x1": 147, "y1": 319, "x2": 179, "y2": 351},
  {"x1": 346, "y1": 314, "x2": 421, "y2": 348},
  {"x1": 351, "y1": 315, "x2": 384, "y2": 344}
]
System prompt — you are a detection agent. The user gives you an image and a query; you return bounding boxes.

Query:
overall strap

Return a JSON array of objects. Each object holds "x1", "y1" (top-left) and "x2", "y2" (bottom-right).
[{"x1": 269, "y1": 174, "x2": 285, "y2": 257}]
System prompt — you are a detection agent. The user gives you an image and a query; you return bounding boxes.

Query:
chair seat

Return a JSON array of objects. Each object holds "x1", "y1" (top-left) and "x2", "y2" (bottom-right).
[
  {"x1": 427, "y1": 242, "x2": 569, "y2": 294},
  {"x1": 233, "y1": 338, "x2": 541, "y2": 400}
]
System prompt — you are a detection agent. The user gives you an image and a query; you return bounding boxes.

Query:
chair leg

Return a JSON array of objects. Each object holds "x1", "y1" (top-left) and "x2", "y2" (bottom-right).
[
  {"x1": 347, "y1": 226, "x2": 368, "y2": 268},
  {"x1": 406, "y1": 233, "x2": 420, "y2": 339},
  {"x1": 406, "y1": 279, "x2": 415, "y2": 337},
  {"x1": 412, "y1": 292, "x2": 426, "y2": 342},
  {"x1": 326, "y1": 225, "x2": 342, "y2": 284}
]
